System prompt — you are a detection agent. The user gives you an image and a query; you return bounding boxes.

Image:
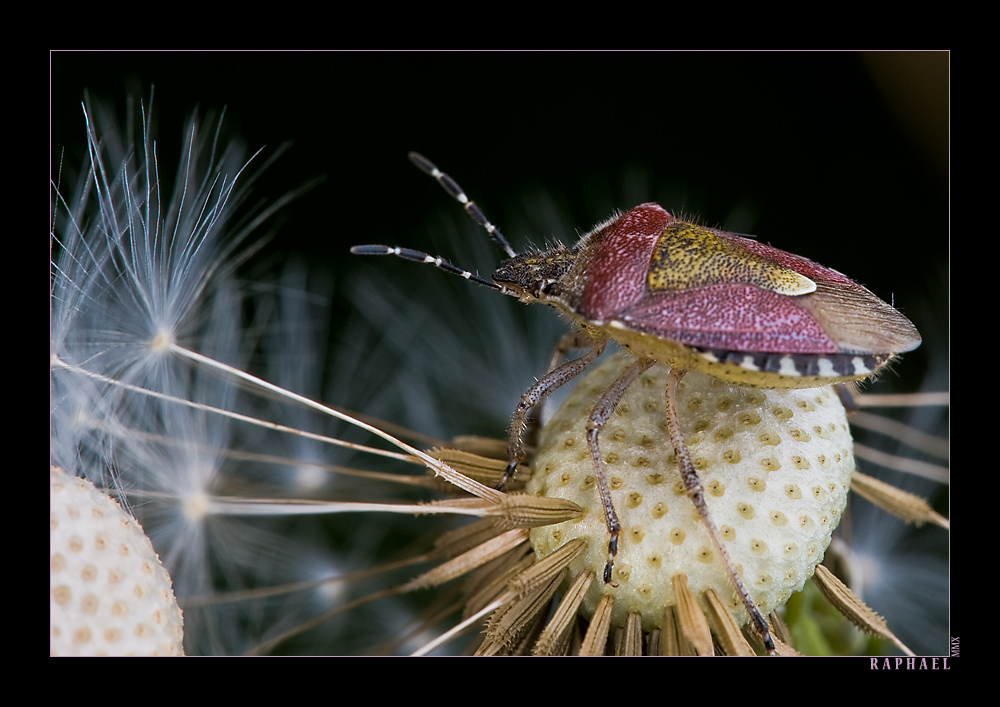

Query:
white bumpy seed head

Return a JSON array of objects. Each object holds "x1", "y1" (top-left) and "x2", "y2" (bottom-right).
[
  {"x1": 527, "y1": 352, "x2": 855, "y2": 631},
  {"x1": 50, "y1": 466, "x2": 185, "y2": 656}
]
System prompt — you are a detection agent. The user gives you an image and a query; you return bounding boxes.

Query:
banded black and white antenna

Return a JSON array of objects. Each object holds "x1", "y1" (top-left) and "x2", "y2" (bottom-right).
[
  {"x1": 407, "y1": 152, "x2": 517, "y2": 258},
  {"x1": 349, "y1": 244, "x2": 500, "y2": 290},
  {"x1": 350, "y1": 153, "x2": 516, "y2": 291}
]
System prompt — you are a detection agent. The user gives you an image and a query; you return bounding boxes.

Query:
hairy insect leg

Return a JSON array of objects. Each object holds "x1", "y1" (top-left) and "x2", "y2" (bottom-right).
[
  {"x1": 585, "y1": 357, "x2": 656, "y2": 585},
  {"x1": 498, "y1": 333, "x2": 607, "y2": 489},
  {"x1": 521, "y1": 331, "x2": 606, "y2": 455},
  {"x1": 545, "y1": 330, "x2": 602, "y2": 374},
  {"x1": 663, "y1": 368, "x2": 777, "y2": 654}
]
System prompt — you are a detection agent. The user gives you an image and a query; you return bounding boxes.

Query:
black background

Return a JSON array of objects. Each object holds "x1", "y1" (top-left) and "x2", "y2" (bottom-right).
[
  {"x1": 51, "y1": 51, "x2": 949, "y2": 441},
  {"x1": 51, "y1": 52, "x2": 947, "y2": 345}
]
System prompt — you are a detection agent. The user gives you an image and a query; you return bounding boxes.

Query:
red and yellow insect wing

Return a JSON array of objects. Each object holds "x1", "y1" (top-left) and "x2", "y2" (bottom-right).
[{"x1": 615, "y1": 284, "x2": 839, "y2": 354}]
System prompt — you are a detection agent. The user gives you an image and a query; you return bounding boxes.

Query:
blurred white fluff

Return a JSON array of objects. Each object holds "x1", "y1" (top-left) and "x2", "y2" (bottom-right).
[
  {"x1": 50, "y1": 93, "x2": 325, "y2": 654},
  {"x1": 51, "y1": 93, "x2": 264, "y2": 478}
]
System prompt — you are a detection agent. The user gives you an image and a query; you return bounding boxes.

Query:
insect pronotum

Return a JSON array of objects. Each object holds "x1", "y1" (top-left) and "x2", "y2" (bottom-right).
[{"x1": 352, "y1": 153, "x2": 922, "y2": 654}]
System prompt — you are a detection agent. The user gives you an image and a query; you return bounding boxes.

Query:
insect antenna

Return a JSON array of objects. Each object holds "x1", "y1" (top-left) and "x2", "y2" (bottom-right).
[
  {"x1": 349, "y1": 245, "x2": 502, "y2": 292},
  {"x1": 408, "y1": 152, "x2": 517, "y2": 258}
]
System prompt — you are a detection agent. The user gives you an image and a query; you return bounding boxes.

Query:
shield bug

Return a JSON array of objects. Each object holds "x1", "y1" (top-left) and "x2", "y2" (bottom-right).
[{"x1": 352, "y1": 153, "x2": 921, "y2": 653}]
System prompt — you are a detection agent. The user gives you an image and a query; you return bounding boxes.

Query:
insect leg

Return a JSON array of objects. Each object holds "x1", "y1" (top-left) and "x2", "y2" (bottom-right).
[
  {"x1": 663, "y1": 368, "x2": 777, "y2": 654},
  {"x1": 521, "y1": 331, "x2": 605, "y2": 454},
  {"x1": 498, "y1": 333, "x2": 607, "y2": 489},
  {"x1": 545, "y1": 330, "x2": 602, "y2": 374},
  {"x1": 585, "y1": 357, "x2": 656, "y2": 585}
]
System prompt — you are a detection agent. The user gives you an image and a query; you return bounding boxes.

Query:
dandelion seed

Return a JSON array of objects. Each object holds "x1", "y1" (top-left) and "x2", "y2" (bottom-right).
[{"x1": 50, "y1": 92, "x2": 331, "y2": 654}]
